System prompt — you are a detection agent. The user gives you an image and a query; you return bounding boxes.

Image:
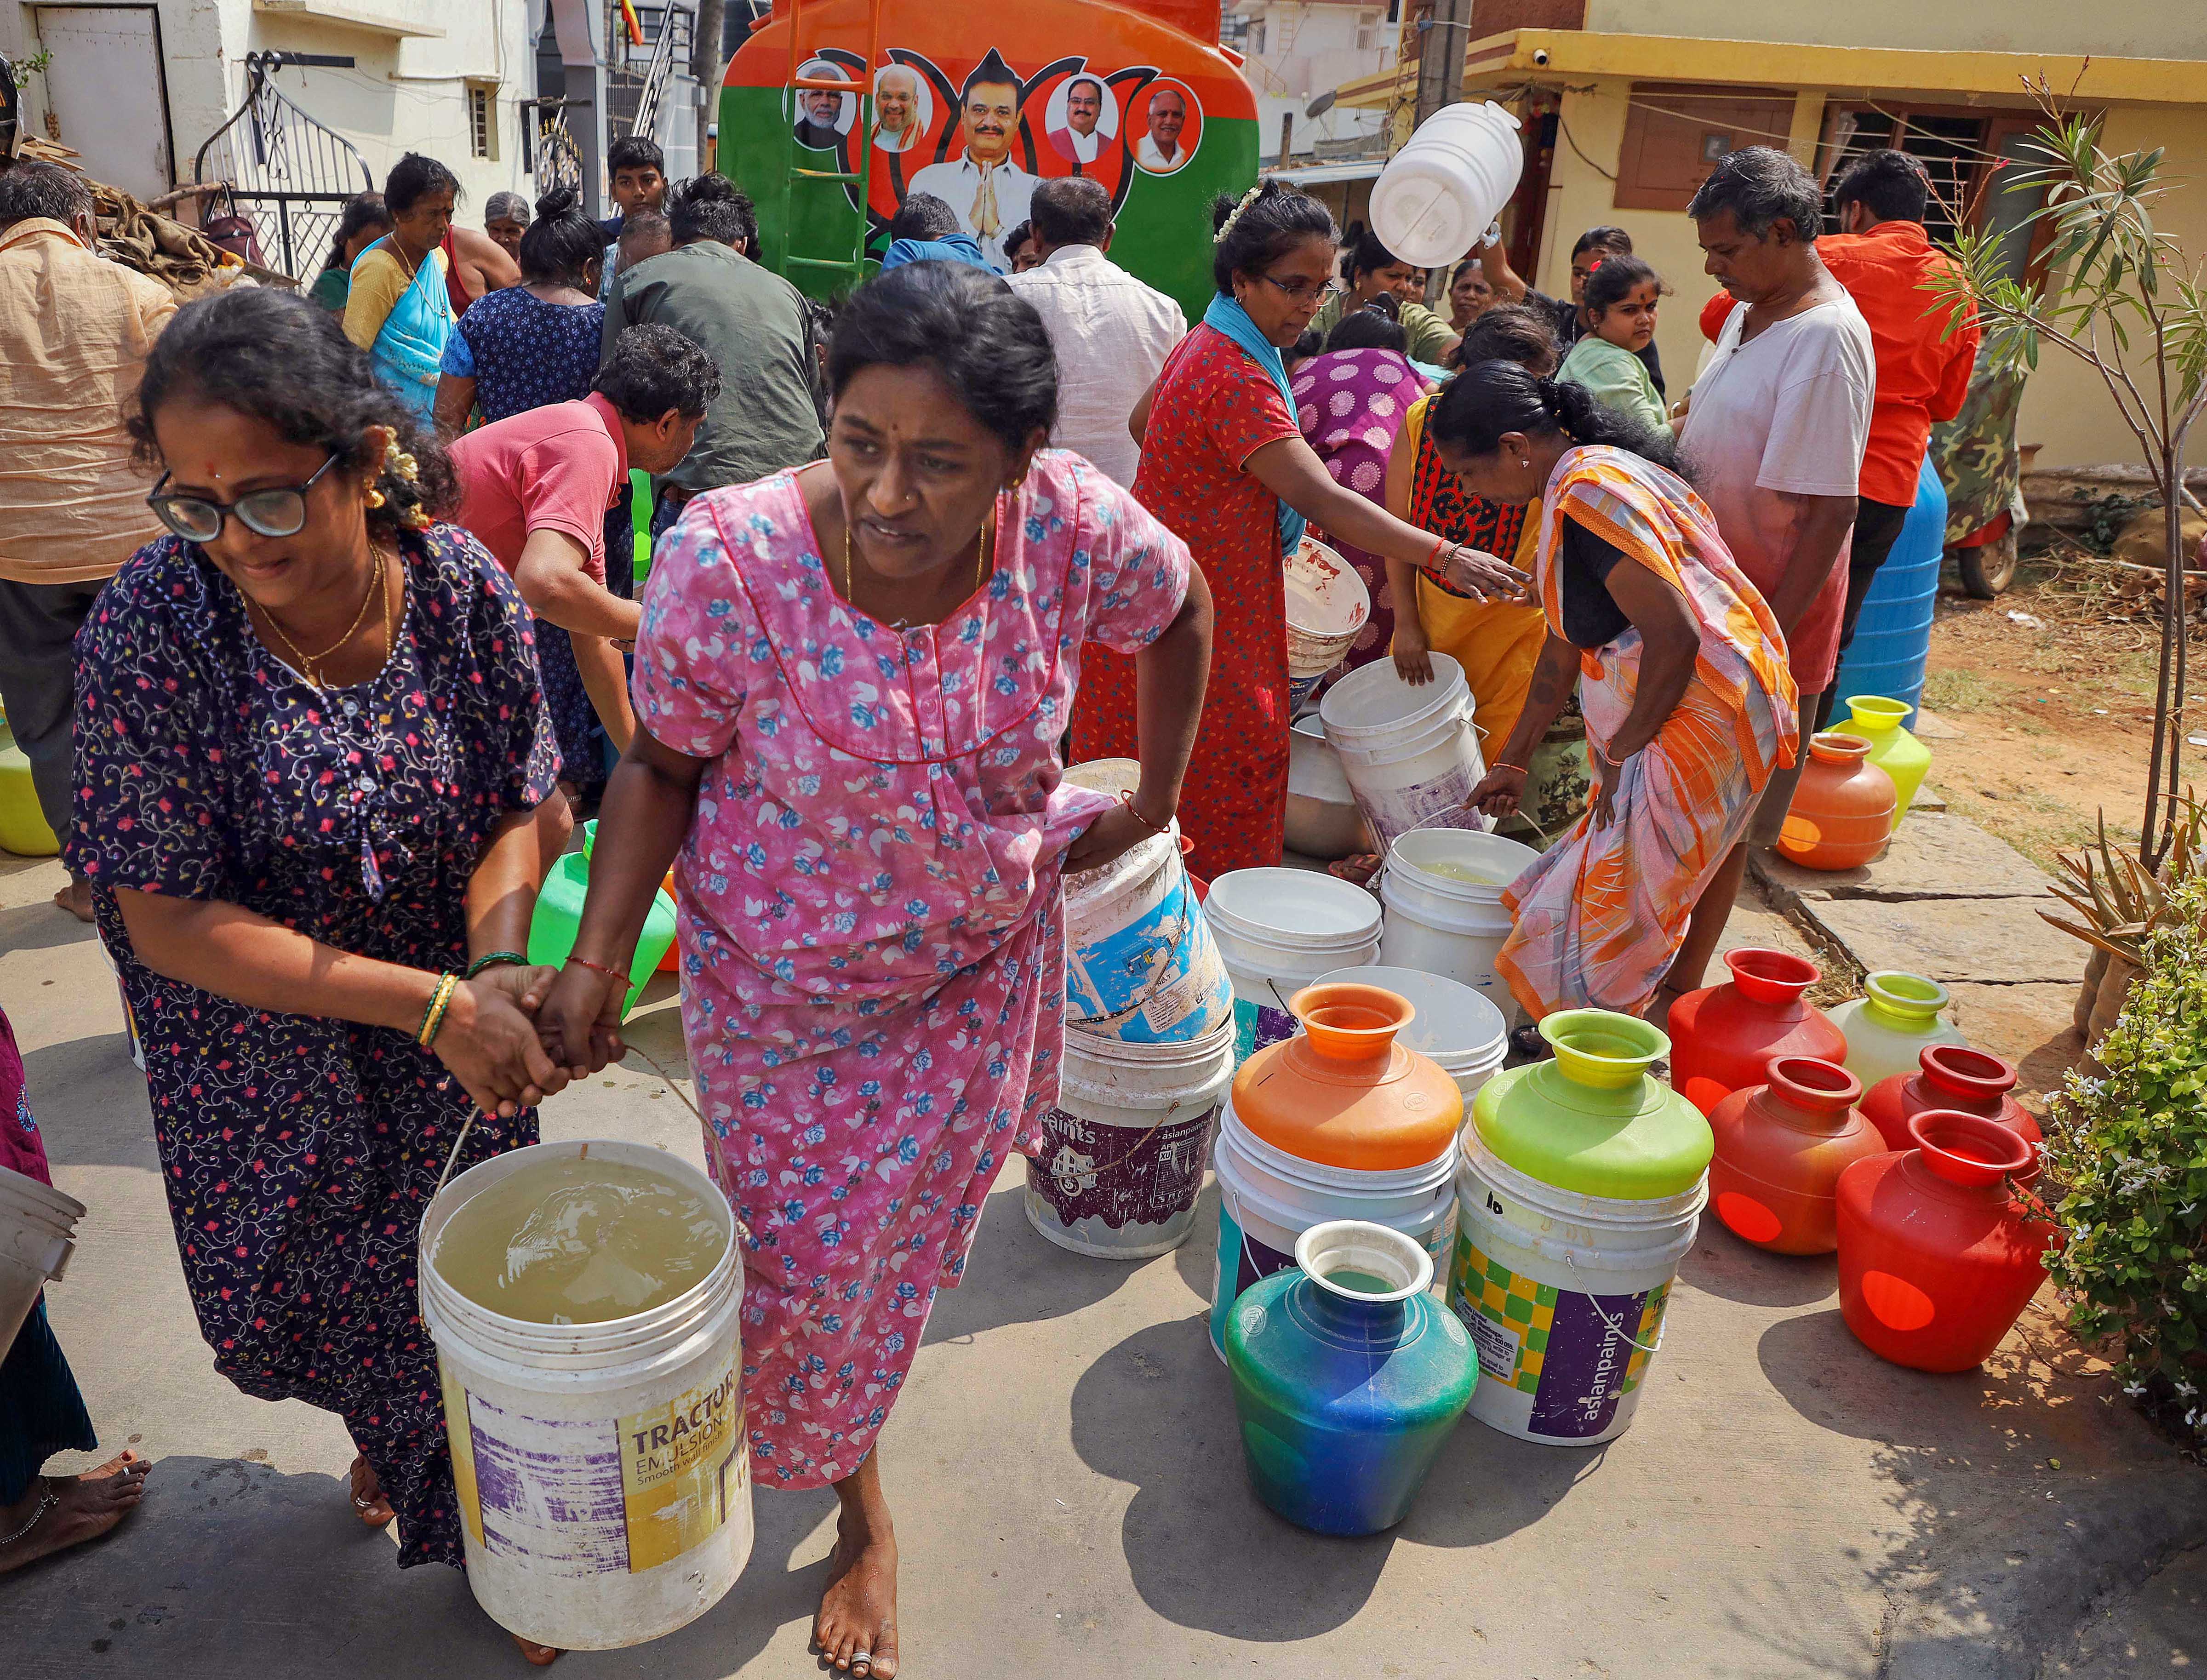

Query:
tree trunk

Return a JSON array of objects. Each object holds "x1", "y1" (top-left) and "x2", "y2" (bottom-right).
[{"x1": 2143, "y1": 450, "x2": 2187, "y2": 869}]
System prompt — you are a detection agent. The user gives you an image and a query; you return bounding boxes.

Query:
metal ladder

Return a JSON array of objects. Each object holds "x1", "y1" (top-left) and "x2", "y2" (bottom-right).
[{"x1": 776, "y1": 0, "x2": 883, "y2": 290}]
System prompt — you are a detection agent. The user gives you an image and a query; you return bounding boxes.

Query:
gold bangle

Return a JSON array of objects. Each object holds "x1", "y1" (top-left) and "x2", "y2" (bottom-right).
[{"x1": 417, "y1": 972, "x2": 459, "y2": 1049}]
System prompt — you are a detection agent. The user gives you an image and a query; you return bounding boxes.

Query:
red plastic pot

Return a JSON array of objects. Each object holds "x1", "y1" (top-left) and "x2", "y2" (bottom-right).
[
  {"x1": 1835, "y1": 1111, "x2": 2060, "y2": 1372},
  {"x1": 1708, "y1": 1057, "x2": 1885, "y2": 1255},
  {"x1": 1860, "y1": 1045, "x2": 2042, "y2": 1178},
  {"x1": 1666, "y1": 948, "x2": 1849, "y2": 1116}
]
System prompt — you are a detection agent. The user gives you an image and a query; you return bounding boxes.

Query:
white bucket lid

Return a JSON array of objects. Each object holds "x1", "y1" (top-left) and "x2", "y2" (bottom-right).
[
  {"x1": 0, "y1": 1163, "x2": 86, "y2": 1231},
  {"x1": 1203, "y1": 868, "x2": 1381, "y2": 952},
  {"x1": 1312, "y1": 964, "x2": 1507, "y2": 1068},
  {"x1": 1385, "y1": 827, "x2": 1539, "y2": 902},
  {"x1": 1319, "y1": 652, "x2": 1469, "y2": 740}
]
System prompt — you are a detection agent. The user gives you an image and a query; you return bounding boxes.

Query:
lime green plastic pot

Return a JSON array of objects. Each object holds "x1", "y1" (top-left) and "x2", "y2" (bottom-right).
[{"x1": 527, "y1": 849, "x2": 675, "y2": 1020}]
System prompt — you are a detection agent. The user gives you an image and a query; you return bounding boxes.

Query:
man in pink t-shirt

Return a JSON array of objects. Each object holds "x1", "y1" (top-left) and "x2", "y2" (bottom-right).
[{"x1": 452, "y1": 324, "x2": 719, "y2": 748}]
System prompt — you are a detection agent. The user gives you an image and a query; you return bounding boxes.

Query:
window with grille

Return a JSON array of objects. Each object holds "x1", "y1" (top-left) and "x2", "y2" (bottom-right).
[
  {"x1": 1355, "y1": 11, "x2": 1381, "y2": 49},
  {"x1": 468, "y1": 85, "x2": 496, "y2": 161}
]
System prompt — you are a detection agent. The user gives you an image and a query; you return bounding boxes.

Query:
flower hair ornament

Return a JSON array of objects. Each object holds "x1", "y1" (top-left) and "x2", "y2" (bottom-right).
[
  {"x1": 381, "y1": 434, "x2": 434, "y2": 531},
  {"x1": 1213, "y1": 182, "x2": 1265, "y2": 245}
]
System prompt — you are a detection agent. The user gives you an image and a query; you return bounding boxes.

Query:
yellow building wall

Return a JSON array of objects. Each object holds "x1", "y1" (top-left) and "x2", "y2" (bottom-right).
[
  {"x1": 1536, "y1": 83, "x2": 2207, "y2": 471},
  {"x1": 1579, "y1": 0, "x2": 2207, "y2": 61}
]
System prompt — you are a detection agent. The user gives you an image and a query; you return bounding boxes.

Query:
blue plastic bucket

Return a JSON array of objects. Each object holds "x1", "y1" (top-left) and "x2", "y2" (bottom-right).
[{"x1": 1832, "y1": 457, "x2": 1947, "y2": 728}]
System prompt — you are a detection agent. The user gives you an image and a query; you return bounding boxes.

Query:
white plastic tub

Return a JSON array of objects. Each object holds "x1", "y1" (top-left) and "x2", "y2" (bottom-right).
[
  {"x1": 419, "y1": 1140, "x2": 752, "y2": 1651},
  {"x1": 0, "y1": 1164, "x2": 85, "y2": 1358},
  {"x1": 1314, "y1": 965, "x2": 1507, "y2": 1097},
  {"x1": 1025, "y1": 1020, "x2": 1237, "y2": 1259},
  {"x1": 1320, "y1": 653, "x2": 1492, "y2": 850},
  {"x1": 1368, "y1": 101, "x2": 1526, "y2": 270},
  {"x1": 1378, "y1": 828, "x2": 1540, "y2": 1013},
  {"x1": 1202, "y1": 868, "x2": 1381, "y2": 1062}
]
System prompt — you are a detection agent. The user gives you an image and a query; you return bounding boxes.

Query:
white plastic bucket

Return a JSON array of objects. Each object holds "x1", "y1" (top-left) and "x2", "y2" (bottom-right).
[
  {"x1": 1448, "y1": 1126, "x2": 1703, "y2": 1446},
  {"x1": 419, "y1": 1140, "x2": 752, "y2": 1651},
  {"x1": 1368, "y1": 101, "x2": 1526, "y2": 270},
  {"x1": 1320, "y1": 653, "x2": 1492, "y2": 850},
  {"x1": 1314, "y1": 965, "x2": 1507, "y2": 1097},
  {"x1": 1061, "y1": 759, "x2": 1235, "y2": 1044},
  {"x1": 1285, "y1": 717, "x2": 1372, "y2": 860},
  {"x1": 1378, "y1": 827, "x2": 1539, "y2": 1014},
  {"x1": 0, "y1": 1164, "x2": 85, "y2": 1358},
  {"x1": 1202, "y1": 868, "x2": 1381, "y2": 1062},
  {"x1": 93, "y1": 933, "x2": 145, "y2": 1072},
  {"x1": 1024, "y1": 1019, "x2": 1237, "y2": 1259},
  {"x1": 1207, "y1": 1101, "x2": 1456, "y2": 1359},
  {"x1": 1284, "y1": 537, "x2": 1371, "y2": 711}
]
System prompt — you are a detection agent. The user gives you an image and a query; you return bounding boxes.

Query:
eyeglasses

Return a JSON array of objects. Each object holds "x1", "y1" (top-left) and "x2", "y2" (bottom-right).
[
  {"x1": 1257, "y1": 274, "x2": 1345, "y2": 304},
  {"x1": 147, "y1": 454, "x2": 341, "y2": 543}
]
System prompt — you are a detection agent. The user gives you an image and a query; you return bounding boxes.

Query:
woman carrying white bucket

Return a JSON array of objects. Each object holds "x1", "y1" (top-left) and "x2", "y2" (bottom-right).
[{"x1": 1440, "y1": 362, "x2": 1798, "y2": 1021}]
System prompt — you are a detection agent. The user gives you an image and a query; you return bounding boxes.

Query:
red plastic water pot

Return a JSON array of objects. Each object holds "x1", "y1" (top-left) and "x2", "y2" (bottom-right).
[
  {"x1": 1666, "y1": 948, "x2": 1848, "y2": 1117},
  {"x1": 1860, "y1": 1045, "x2": 2042, "y2": 1178},
  {"x1": 1835, "y1": 1111, "x2": 2060, "y2": 1373},
  {"x1": 1776, "y1": 734, "x2": 1896, "y2": 871},
  {"x1": 1708, "y1": 1057, "x2": 1885, "y2": 1255}
]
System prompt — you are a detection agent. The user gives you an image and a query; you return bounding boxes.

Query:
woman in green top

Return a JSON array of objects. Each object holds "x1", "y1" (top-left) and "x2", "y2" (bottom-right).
[
  {"x1": 1308, "y1": 226, "x2": 1463, "y2": 366},
  {"x1": 1557, "y1": 254, "x2": 1672, "y2": 443},
  {"x1": 305, "y1": 192, "x2": 392, "y2": 314}
]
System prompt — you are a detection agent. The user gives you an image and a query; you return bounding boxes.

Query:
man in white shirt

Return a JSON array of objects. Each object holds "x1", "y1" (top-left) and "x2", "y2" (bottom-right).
[
  {"x1": 1135, "y1": 87, "x2": 1189, "y2": 173},
  {"x1": 1006, "y1": 177, "x2": 1185, "y2": 486},
  {"x1": 1664, "y1": 144, "x2": 1875, "y2": 1000},
  {"x1": 1049, "y1": 78, "x2": 1106, "y2": 165},
  {"x1": 872, "y1": 65, "x2": 922, "y2": 154},
  {"x1": 908, "y1": 52, "x2": 1036, "y2": 269}
]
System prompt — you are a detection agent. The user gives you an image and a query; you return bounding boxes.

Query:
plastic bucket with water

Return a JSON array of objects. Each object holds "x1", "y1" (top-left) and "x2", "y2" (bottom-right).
[
  {"x1": 1448, "y1": 1126, "x2": 1703, "y2": 1446},
  {"x1": 1208, "y1": 1101, "x2": 1456, "y2": 1359},
  {"x1": 1202, "y1": 868, "x2": 1381, "y2": 1062},
  {"x1": 1060, "y1": 760, "x2": 1235, "y2": 1043},
  {"x1": 0, "y1": 1164, "x2": 85, "y2": 1358},
  {"x1": 1378, "y1": 828, "x2": 1540, "y2": 1014},
  {"x1": 419, "y1": 1139, "x2": 752, "y2": 1651},
  {"x1": 1368, "y1": 101, "x2": 1526, "y2": 270},
  {"x1": 1285, "y1": 537, "x2": 1371, "y2": 712},
  {"x1": 1315, "y1": 965, "x2": 1507, "y2": 1097},
  {"x1": 1024, "y1": 1019, "x2": 1236, "y2": 1259},
  {"x1": 1320, "y1": 654, "x2": 1491, "y2": 850}
]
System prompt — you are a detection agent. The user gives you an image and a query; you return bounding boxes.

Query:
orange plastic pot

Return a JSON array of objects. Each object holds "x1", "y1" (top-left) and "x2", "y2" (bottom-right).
[
  {"x1": 1860, "y1": 1045, "x2": 2041, "y2": 1178},
  {"x1": 1707, "y1": 1057, "x2": 1885, "y2": 1255},
  {"x1": 1835, "y1": 1111, "x2": 2059, "y2": 1372},
  {"x1": 1776, "y1": 733, "x2": 1897, "y2": 871},
  {"x1": 1666, "y1": 947, "x2": 1848, "y2": 1116},
  {"x1": 1230, "y1": 983, "x2": 1461, "y2": 1171}
]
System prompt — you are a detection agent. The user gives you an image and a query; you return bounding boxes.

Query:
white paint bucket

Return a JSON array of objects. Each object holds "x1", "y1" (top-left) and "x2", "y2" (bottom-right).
[
  {"x1": 1202, "y1": 868, "x2": 1381, "y2": 1062},
  {"x1": 1368, "y1": 101, "x2": 1526, "y2": 270},
  {"x1": 0, "y1": 1163, "x2": 85, "y2": 1358},
  {"x1": 419, "y1": 1140, "x2": 752, "y2": 1651},
  {"x1": 1061, "y1": 759, "x2": 1235, "y2": 1044},
  {"x1": 1378, "y1": 828, "x2": 1540, "y2": 1015},
  {"x1": 1447, "y1": 1126, "x2": 1703, "y2": 1446},
  {"x1": 1320, "y1": 653, "x2": 1492, "y2": 850},
  {"x1": 1284, "y1": 537, "x2": 1370, "y2": 711},
  {"x1": 1315, "y1": 965, "x2": 1507, "y2": 1098},
  {"x1": 1207, "y1": 1100, "x2": 1457, "y2": 1359},
  {"x1": 1024, "y1": 1019, "x2": 1237, "y2": 1259},
  {"x1": 1285, "y1": 718, "x2": 1371, "y2": 860}
]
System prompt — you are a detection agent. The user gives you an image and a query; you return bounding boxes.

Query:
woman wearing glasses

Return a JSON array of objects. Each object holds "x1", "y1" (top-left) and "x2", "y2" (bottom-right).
[
  {"x1": 1079, "y1": 179, "x2": 1525, "y2": 876},
  {"x1": 66, "y1": 288, "x2": 569, "y2": 1661}
]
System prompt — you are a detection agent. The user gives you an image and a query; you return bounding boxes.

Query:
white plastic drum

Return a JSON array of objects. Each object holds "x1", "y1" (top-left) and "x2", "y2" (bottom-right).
[
  {"x1": 1315, "y1": 965, "x2": 1507, "y2": 1097},
  {"x1": 1202, "y1": 867, "x2": 1381, "y2": 1062},
  {"x1": 1061, "y1": 759, "x2": 1235, "y2": 1045},
  {"x1": 1320, "y1": 653, "x2": 1492, "y2": 850},
  {"x1": 1284, "y1": 536, "x2": 1371, "y2": 712},
  {"x1": 420, "y1": 1140, "x2": 752, "y2": 1651},
  {"x1": 1024, "y1": 1020, "x2": 1237, "y2": 1259},
  {"x1": 1368, "y1": 101, "x2": 1526, "y2": 270}
]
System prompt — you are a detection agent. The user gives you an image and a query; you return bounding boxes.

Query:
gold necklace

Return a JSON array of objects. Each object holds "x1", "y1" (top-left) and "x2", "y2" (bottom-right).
[
  {"x1": 252, "y1": 546, "x2": 386, "y2": 690},
  {"x1": 841, "y1": 495, "x2": 996, "y2": 628}
]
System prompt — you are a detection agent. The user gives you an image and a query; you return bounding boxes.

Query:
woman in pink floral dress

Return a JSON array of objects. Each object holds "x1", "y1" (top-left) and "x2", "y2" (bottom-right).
[{"x1": 539, "y1": 262, "x2": 1212, "y2": 1680}]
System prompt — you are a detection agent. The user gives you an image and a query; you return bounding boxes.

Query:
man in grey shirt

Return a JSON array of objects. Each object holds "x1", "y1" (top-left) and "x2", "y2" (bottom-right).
[{"x1": 603, "y1": 174, "x2": 824, "y2": 536}]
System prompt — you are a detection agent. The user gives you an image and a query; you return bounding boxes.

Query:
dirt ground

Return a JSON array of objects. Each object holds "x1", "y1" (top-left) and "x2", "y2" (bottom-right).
[{"x1": 1918, "y1": 550, "x2": 2206, "y2": 874}]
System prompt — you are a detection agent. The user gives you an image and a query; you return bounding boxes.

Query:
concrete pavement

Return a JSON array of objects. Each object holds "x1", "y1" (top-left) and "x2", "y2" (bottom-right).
[{"x1": 2, "y1": 848, "x2": 2198, "y2": 1679}]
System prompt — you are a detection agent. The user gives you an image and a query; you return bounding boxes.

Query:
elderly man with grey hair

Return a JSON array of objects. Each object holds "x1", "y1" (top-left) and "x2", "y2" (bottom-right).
[
  {"x1": 0, "y1": 161, "x2": 177, "y2": 919},
  {"x1": 1659, "y1": 143, "x2": 1874, "y2": 1004},
  {"x1": 1005, "y1": 175, "x2": 1184, "y2": 486}
]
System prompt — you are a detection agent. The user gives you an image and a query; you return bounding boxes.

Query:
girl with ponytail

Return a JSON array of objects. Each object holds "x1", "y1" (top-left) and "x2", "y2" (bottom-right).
[{"x1": 1433, "y1": 358, "x2": 1798, "y2": 1025}]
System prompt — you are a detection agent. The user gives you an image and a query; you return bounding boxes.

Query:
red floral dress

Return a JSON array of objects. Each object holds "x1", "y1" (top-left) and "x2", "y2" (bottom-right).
[{"x1": 1075, "y1": 323, "x2": 1301, "y2": 876}]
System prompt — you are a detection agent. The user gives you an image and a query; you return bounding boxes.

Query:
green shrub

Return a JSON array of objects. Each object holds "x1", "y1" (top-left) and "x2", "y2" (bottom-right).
[{"x1": 2045, "y1": 872, "x2": 2207, "y2": 1445}]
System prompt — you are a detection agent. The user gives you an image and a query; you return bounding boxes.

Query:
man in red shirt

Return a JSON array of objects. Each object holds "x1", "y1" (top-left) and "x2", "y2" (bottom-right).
[
  {"x1": 451, "y1": 323, "x2": 719, "y2": 759},
  {"x1": 1814, "y1": 149, "x2": 1980, "y2": 725}
]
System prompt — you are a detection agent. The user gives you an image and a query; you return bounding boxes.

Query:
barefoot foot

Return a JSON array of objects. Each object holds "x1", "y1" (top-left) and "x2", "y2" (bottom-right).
[
  {"x1": 813, "y1": 1515, "x2": 899, "y2": 1678},
  {"x1": 348, "y1": 1455, "x2": 395, "y2": 1529},
  {"x1": 510, "y1": 1633, "x2": 562, "y2": 1665},
  {"x1": 53, "y1": 876, "x2": 93, "y2": 924},
  {"x1": 0, "y1": 1450, "x2": 150, "y2": 1573}
]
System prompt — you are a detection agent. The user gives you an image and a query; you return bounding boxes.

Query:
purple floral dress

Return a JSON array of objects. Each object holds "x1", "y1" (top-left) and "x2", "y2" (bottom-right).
[
  {"x1": 63, "y1": 525, "x2": 559, "y2": 1569},
  {"x1": 633, "y1": 451, "x2": 1189, "y2": 1488}
]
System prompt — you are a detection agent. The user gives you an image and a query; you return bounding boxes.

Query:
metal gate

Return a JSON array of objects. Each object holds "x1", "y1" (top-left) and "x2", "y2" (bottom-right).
[{"x1": 193, "y1": 51, "x2": 374, "y2": 280}]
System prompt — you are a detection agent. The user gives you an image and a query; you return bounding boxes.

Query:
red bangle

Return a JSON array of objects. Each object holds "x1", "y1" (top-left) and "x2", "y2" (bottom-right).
[
  {"x1": 1425, "y1": 533, "x2": 1450, "y2": 571},
  {"x1": 565, "y1": 954, "x2": 626, "y2": 983}
]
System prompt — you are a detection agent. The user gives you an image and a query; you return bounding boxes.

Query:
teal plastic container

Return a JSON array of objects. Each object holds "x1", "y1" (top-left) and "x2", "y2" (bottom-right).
[{"x1": 1225, "y1": 1219, "x2": 1475, "y2": 1535}]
